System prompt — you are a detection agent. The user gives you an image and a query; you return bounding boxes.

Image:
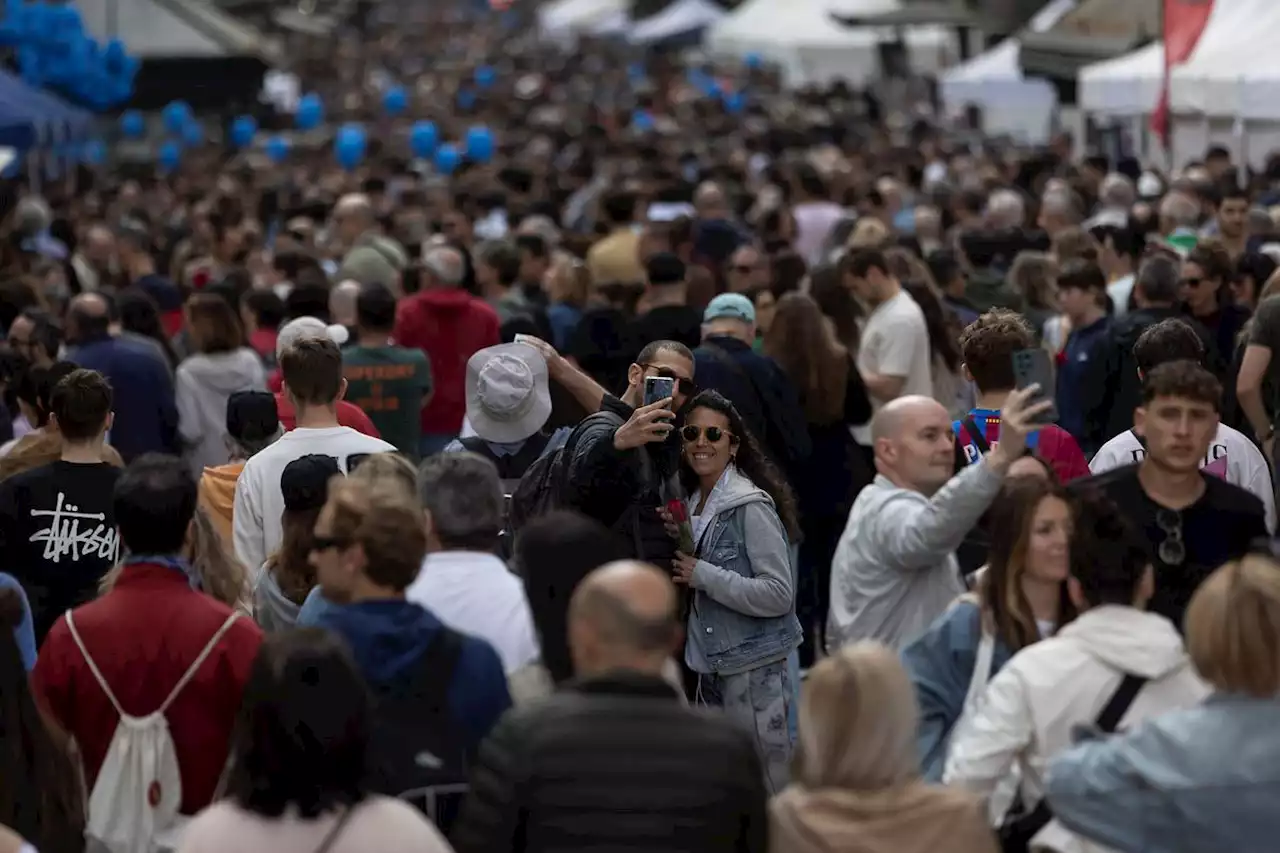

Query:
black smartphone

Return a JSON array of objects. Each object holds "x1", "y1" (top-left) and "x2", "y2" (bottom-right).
[
  {"x1": 643, "y1": 375, "x2": 676, "y2": 407},
  {"x1": 1011, "y1": 348, "x2": 1058, "y2": 426}
]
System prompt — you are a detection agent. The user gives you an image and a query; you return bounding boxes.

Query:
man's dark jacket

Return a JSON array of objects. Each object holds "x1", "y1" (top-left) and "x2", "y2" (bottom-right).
[
  {"x1": 450, "y1": 672, "x2": 768, "y2": 853},
  {"x1": 1080, "y1": 306, "x2": 1218, "y2": 450},
  {"x1": 693, "y1": 335, "x2": 811, "y2": 485}
]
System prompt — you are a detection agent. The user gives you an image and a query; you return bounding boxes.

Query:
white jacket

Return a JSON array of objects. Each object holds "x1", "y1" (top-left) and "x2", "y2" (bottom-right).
[
  {"x1": 943, "y1": 605, "x2": 1210, "y2": 853},
  {"x1": 1090, "y1": 423, "x2": 1276, "y2": 533}
]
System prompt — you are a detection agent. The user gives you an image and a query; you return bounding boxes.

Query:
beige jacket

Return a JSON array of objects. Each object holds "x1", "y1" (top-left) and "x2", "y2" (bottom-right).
[{"x1": 770, "y1": 783, "x2": 998, "y2": 853}]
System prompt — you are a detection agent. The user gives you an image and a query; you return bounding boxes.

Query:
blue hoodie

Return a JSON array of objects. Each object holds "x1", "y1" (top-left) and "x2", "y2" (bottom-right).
[
  {"x1": 900, "y1": 600, "x2": 1014, "y2": 781},
  {"x1": 317, "y1": 598, "x2": 511, "y2": 752}
]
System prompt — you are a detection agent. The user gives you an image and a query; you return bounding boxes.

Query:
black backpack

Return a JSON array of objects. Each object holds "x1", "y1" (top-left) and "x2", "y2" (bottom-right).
[
  {"x1": 509, "y1": 410, "x2": 626, "y2": 534},
  {"x1": 459, "y1": 433, "x2": 553, "y2": 497},
  {"x1": 366, "y1": 628, "x2": 470, "y2": 832}
]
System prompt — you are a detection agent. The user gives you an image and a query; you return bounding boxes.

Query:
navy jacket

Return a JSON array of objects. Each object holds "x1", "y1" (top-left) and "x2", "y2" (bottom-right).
[
  {"x1": 692, "y1": 336, "x2": 811, "y2": 483},
  {"x1": 318, "y1": 598, "x2": 511, "y2": 753},
  {"x1": 67, "y1": 334, "x2": 178, "y2": 461}
]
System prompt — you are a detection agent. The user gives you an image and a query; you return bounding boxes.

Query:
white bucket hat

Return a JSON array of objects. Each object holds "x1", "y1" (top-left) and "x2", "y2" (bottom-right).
[{"x1": 465, "y1": 343, "x2": 551, "y2": 444}]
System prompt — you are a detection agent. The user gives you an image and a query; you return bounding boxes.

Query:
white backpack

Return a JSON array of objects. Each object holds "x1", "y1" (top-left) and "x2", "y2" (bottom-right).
[{"x1": 67, "y1": 610, "x2": 243, "y2": 853}]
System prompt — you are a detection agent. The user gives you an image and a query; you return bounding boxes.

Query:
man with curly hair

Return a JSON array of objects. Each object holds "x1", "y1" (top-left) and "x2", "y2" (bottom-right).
[{"x1": 956, "y1": 309, "x2": 1090, "y2": 483}]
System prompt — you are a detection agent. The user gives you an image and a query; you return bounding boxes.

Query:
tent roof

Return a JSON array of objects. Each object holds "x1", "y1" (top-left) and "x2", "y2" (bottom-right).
[
  {"x1": 1019, "y1": 0, "x2": 1158, "y2": 79},
  {"x1": 631, "y1": 0, "x2": 726, "y2": 44},
  {"x1": 78, "y1": 0, "x2": 278, "y2": 60},
  {"x1": 0, "y1": 70, "x2": 93, "y2": 148}
]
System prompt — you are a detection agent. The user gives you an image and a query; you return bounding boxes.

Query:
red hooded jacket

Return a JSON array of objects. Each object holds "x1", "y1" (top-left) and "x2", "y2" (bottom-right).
[{"x1": 394, "y1": 288, "x2": 500, "y2": 434}]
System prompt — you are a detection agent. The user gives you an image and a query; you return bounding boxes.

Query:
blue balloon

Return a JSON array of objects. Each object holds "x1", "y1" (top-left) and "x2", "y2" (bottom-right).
[
  {"x1": 230, "y1": 115, "x2": 256, "y2": 148},
  {"x1": 383, "y1": 85, "x2": 408, "y2": 116},
  {"x1": 723, "y1": 90, "x2": 746, "y2": 115},
  {"x1": 632, "y1": 110, "x2": 654, "y2": 132},
  {"x1": 464, "y1": 126, "x2": 494, "y2": 164},
  {"x1": 81, "y1": 139, "x2": 105, "y2": 165},
  {"x1": 474, "y1": 65, "x2": 496, "y2": 90},
  {"x1": 296, "y1": 93, "x2": 323, "y2": 130},
  {"x1": 745, "y1": 52, "x2": 763, "y2": 70},
  {"x1": 103, "y1": 37, "x2": 126, "y2": 71},
  {"x1": 434, "y1": 144, "x2": 460, "y2": 175},
  {"x1": 456, "y1": 89, "x2": 476, "y2": 111},
  {"x1": 265, "y1": 135, "x2": 290, "y2": 163},
  {"x1": 158, "y1": 140, "x2": 181, "y2": 171},
  {"x1": 334, "y1": 123, "x2": 366, "y2": 170},
  {"x1": 119, "y1": 110, "x2": 144, "y2": 138},
  {"x1": 181, "y1": 119, "x2": 203, "y2": 147},
  {"x1": 162, "y1": 101, "x2": 191, "y2": 135},
  {"x1": 409, "y1": 120, "x2": 438, "y2": 159}
]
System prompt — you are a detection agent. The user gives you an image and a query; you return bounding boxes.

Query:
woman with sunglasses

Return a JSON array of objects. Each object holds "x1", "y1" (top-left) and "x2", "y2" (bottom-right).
[{"x1": 668, "y1": 390, "x2": 802, "y2": 794}]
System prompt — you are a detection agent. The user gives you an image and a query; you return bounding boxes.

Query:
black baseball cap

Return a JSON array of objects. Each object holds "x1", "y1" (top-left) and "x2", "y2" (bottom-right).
[
  {"x1": 226, "y1": 390, "x2": 279, "y2": 444},
  {"x1": 280, "y1": 454, "x2": 341, "y2": 513}
]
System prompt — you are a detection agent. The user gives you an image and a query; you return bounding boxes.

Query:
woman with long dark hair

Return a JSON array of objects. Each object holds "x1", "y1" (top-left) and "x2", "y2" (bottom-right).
[
  {"x1": 764, "y1": 292, "x2": 872, "y2": 665},
  {"x1": 669, "y1": 390, "x2": 802, "y2": 794},
  {"x1": 117, "y1": 288, "x2": 180, "y2": 369},
  {"x1": 0, "y1": 585, "x2": 83, "y2": 853},
  {"x1": 807, "y1": 263, "x2": 863, "y2": 353},
  {"x1": 903, "y1": 476, "x2": 1077, "y2": 788},
  {"x1": 179, "y1": 629, "x2": 449, "y2": 853}
]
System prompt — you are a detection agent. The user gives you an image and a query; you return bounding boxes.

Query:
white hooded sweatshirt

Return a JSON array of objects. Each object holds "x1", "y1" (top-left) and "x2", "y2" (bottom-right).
[{"x1": 943, "y1": 605, "x2": 1210, "y2": 853}]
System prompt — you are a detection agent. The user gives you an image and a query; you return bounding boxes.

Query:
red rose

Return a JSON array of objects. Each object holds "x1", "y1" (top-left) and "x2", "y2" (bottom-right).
[{"x1": 665, "y1": 499, "x2": 688, "y2": 524}]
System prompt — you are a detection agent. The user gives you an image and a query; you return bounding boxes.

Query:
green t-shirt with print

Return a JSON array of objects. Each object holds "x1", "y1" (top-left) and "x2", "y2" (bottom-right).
[{"x1": 342, "y1": 345, "x2": 433, "y2": 458}]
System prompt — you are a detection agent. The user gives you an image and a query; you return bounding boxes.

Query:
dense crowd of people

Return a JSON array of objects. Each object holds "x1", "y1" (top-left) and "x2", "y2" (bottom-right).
[{"x1": 2, "y1": 1, "x2": 1280, "y2": 852}]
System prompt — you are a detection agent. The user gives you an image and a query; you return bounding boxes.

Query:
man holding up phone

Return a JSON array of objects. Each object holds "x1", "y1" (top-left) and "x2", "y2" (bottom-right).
[
  {"x1": 559, "y1": 339, "x2": 696, "y2": 565},
  {"x1": 955, "y1": 310, "x2": 1090, "y2": 483}
]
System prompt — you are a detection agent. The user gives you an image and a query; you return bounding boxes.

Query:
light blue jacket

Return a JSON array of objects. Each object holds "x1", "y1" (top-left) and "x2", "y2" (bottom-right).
[
  {"x1": 0, "y1": 573, "x2": 35, "y2": 671},
  {"x1": 685, "y1": 466, "x2": 801, "y2": 676},
  {"x1": 1046, "y1": 692, "x2": 1280, "y2": 852},
  {"x1": 901, "y1": 600, "x2": 1014, "y2": 782}
]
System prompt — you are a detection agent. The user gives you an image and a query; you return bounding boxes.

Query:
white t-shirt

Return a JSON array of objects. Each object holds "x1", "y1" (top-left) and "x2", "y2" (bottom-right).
[
  {"x1": 233, "y1": 426, "x2": 396, "y2": 574},
  {"x1": 1091, "y1": 423, "x2": 1276, "y2": 532},
  {"x1": 853, "y1": 289, "x2": 933, "y2": 445}
]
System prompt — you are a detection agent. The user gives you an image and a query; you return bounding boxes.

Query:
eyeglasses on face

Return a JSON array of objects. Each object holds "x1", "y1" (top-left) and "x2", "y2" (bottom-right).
[
  {"x1": 310, "y1": 534, "x2": 350, "y2": 553},
  {"x1": 1179, "y1": 277, "x2": 1207, "y2": 289},
  {"x1": 682, "y1": 425, "x2": 732, "y2": 443},
  {"x1": 640, "y1": 364, "x2": 696, "y2": 396}
]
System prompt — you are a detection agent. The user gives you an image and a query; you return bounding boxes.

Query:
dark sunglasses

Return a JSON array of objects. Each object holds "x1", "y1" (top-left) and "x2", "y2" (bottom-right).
[
  {"x1": 310, "y1": 534, "x2": 350, "y2": 553},
  {"x1": 1179, "y1": 277, "x2": 1206, "y2": 289},
  {"x1": 682, "y1": 425, "x2": 732, "y2": 443},
  {"x1": 641, "y1": 365, "x2": 696, "y2": 396},
  {"x1": 730, "y1": 264, "x2": 756, "y2": 274}
]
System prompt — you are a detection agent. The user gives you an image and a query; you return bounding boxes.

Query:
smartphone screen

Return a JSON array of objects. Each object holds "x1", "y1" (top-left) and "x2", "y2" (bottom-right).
[
  {"x1": 643, "y1": 376, "x2": 676, "y2": 407},
  {"x1": 1011, "y1": 348, "x2": 1058, "y2": 426}
]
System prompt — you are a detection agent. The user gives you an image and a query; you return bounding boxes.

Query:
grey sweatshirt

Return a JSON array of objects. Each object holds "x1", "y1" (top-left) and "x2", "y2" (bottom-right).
[
  {"x1": 827, "y1": 459, "x2": 1003, "y2": 651},
  {"x1": 176, "y1": 347, "x2": 267, "y2": 477}
]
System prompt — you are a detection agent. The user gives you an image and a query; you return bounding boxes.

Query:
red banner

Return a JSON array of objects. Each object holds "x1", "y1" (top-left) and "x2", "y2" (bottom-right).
[{"x1": 1151, "y1": 0, "x2": 1215, "y2": 140}]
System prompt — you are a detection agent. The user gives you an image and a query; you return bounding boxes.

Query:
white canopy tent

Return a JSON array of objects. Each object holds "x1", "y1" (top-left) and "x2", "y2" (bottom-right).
[
  {"x1": 1170, "y1": 0, "x2": 1280, "y2": 121},
  {"x1": 630, "y1": 0, "x2": 727, "y2": 45},
  {"x1": 1078, "y1": 40, "x2": 1163, "y2": 118},
  {"x1": 538, "y1": 0, "x2": 629, "y2": 39},
  {"x1": 938, "y1": 0, "x2": 1075, "y2": 143},
  {"x1": 706, "y1": 0, "x2": 953, "y2": 86},
  {"x1": 78, "y1": 0, "x2": 275, "y2": 59}
]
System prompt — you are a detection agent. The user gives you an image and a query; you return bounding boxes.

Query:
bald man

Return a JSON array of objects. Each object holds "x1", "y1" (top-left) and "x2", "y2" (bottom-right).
[
  {"x1": 827, "y1": 388, "x2": 1048, "y2": 650},
  {"x1": 334, "y1": 193, "x2": 408, "y2": 290},
  {"x1": 64, "y1": 295, "x2": 178, "y2": 460},
  {"x1": 452, "y1": 560, "x2": 769, "y2": 853}
]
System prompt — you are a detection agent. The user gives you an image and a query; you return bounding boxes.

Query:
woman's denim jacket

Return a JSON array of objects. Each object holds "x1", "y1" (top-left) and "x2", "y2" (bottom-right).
[{"x1": 686, "y1": 467, "x2": 802, "y2": 676}]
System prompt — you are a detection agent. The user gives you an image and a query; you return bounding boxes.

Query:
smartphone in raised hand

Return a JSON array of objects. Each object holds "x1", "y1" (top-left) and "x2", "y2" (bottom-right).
[
  {"x1": 1011, "y1": 348, "x2": 1058, "y2": 427},
  {"x1": 643, "y1": 376, "x2": 676, "y2": 407}
]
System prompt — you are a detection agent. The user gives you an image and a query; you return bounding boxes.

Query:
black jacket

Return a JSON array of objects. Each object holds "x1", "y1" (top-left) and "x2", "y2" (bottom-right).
[
  {"x1": 692, "y1": 336, "x2": 812, "y2": 486},
  {"x1": 563, "y1": 395, "x2": 680, "y2": 565},
  {"x1": 1080, "y1": 306, "x2": 1218, "y2": 449},
  {"x1": 451, "y1": 672, "x2": 768, "y2": 853}
]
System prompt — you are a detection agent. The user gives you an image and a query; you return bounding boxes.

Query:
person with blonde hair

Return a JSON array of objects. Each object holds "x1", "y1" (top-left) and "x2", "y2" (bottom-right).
[
  {"x1": 1046, "y1": 549, "x2": 1280, "y2": 852},
  {"x1": 771, "y1": 643, "x2": 998, "y2": 853}
]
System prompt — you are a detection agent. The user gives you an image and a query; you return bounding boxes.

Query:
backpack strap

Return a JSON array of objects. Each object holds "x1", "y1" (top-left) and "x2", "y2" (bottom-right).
[
  {"x1": 961, "y1": 415, "x2": 990, "y2": 453},
  {"x1": 1094, "y1": 673, "x2": 1147, "y2": 733},
  {"x1": 65, "y1": 611, "x2": 127, "y2": 718},
  {"x1": 401, "y1": 626, "x2": 464, "y2": 708},
  {"x1": 158, "y1": 611, "x2": 244, "y2": 714}
]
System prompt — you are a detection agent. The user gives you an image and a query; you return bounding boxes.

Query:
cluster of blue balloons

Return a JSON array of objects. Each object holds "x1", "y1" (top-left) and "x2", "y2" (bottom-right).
[
  {"x1": 4, "y1": 1, "x2": 138, "y2": 109},
  {"x1": 406, "y1": 121, "x2": 494, "y2": 175},
  {"x1": 684, "y1": 68, "x2": 747, "y2": 115}
]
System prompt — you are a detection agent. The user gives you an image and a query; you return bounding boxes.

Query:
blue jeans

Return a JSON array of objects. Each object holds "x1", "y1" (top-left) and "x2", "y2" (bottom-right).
[
  {"x1": 695, "y1": 657, "x2": 796, "y2": 794},
  {"x1": 419, "y1": 432, "x2": 458, "y2": 458}
]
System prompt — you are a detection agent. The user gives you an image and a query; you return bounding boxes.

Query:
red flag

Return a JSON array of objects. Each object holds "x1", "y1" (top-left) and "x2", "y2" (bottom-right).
[{"x1": 1151, "y1": 0, "x2": 1215, "y2": 140}]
